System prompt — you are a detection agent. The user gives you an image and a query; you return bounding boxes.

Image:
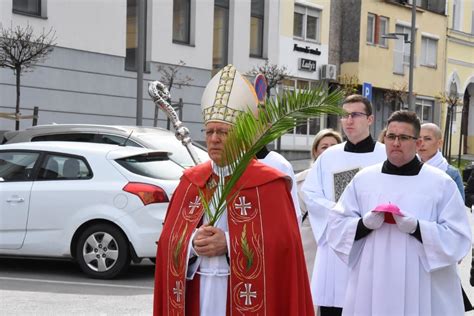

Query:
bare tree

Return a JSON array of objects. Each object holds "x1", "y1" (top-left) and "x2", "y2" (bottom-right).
[
  {"x1": 246, "y1": 60, "x2": 290, "y2": 98},
  {"x1": 155, "y1": 60, "x2": 193, "y2": 128},
  {"x1": 436, "y1": 91, "x2": 462, "y2": 161},
  {"x1": 384, "y1": 82, "x2": 409, "y2": 110},
  {"x1": 337, "y1": 74, "x2": 359, "y2": 97},
  {"x1": 0, "y1": 23, "x2": 56, "y2": 130}
]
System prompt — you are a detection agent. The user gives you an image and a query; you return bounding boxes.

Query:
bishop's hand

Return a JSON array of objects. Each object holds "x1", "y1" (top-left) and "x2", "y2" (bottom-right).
[
  {"x1": 362, "y1": 211, "x2": 385, "y2": 230},
  {"x1": 393, "y1": 211, "x2": 418, "y2": 234},
  {"x1": 193, "y1": 224, "x2": 228, "y2": 257}
]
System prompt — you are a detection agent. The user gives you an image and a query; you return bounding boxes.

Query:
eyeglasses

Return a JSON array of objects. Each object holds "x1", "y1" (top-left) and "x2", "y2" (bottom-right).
[
  {"x1": 202, "y1": 128, "x2": 229, "y2": 138},
  {"x1": 340, "y1": 112, "x2": 369, "y2": 120},
  {"x1": 384, "y1": 133, "x2": 418, "y2": 142}
]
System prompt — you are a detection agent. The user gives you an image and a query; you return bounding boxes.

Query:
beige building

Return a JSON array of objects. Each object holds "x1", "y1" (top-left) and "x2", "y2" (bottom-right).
[
  {"x1": 445, "y1": 0, "x2": 474, "y2": 156},
  {"x1": 329, "y1": 0, "x2": 448, "y2": 137}
]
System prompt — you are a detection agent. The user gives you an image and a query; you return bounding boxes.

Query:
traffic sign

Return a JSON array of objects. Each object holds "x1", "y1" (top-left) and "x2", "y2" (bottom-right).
[
  {"x1": 362, "y1": 82, "x2": 372, "y2": 102},
  {"x1": 254, "y1": 74, "x2": 267, "y2": 103}
]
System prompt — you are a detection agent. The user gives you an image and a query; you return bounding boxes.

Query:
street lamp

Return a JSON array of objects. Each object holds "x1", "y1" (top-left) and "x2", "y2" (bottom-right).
[
  {"x1": 382, "y1": 2, "x2": 417, "y2": 112},
  {"x1": 382, "y1": 32, "x2": 409, "y2": 42}
]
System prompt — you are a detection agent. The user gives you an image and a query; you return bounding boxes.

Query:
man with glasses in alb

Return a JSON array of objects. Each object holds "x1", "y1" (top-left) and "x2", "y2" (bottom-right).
[
  {"x1": 302, "y1": 94, "x2": 386, "y2": 315},
  {"x1": 327, "y1": 110, "x2": 471, "y2": 315}
]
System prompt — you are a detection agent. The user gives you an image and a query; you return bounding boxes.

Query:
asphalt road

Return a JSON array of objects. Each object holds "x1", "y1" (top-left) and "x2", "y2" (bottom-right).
[
  {"x1": 1, "y1": 211, "x2": 473, "y2": 315},
  {"x1": 0, "y1": 258, "x2": 155, "y2": 315}
]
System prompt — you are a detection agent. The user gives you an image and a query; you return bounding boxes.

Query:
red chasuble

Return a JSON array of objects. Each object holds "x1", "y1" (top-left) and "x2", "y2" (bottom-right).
[{"x1": 154, "y1": 159, "x2": 314, "y2": 316}]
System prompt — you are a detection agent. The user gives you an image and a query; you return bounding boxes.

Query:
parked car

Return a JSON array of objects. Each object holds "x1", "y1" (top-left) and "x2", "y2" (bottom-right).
[
  {"x1": 0, "y1": 141, "x2": 183, "y2": 279},
  {"x1": 1, "y1": 124, "x2": 209, "y2": 168}
]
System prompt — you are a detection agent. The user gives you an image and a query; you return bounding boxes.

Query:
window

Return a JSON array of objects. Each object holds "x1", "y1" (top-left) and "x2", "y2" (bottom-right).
[
  {"x1": 250, "y1": 0, "x2": 264, "y2": 57},
  {"x1": 282, "y1": 80, "x2": 321, "y2": 136},
  {"x1": 213, "y1": 0, "x2": 229, "y2": 71},
  {"x1": 378, "y1": 17, "x2": 389, "y2": 47},
  {"x1": 293, "y1": 5, "x2": 320, "y2": 42},
  {"x1": 32, "y1": 133, "x2": 141, "y2": 147},
  {"x1": 472, "y1": 7, "x2": 474, "y2": 34},
  {"x1": 98, "y1": 135, "x2": 141, "y2": 147},
  {"x1": 32, "y1": 133, "x2": 97, "y2": 142},
  {"x1": 280, "y1": 78, "x2": 295, "y2": 91},
  {"x1": 393, "y1": 24, "x2": 413, "y2": 74},
  {"x1": 452, "y1": 0, "x2": 461, "y2": 30},
  {"x1": 415, "y1": 98, "x2": 433, "y2": 122},
  {"x1": 367, "y1": 14, "x2": 375, "y2": 44},
  {"x1": 297, "y1": 80, "x2": 309, "y2": 91},
  {"x1": 294, "y1": 10, "x2": 304, "y2": 38},
  {"x1": 125, "y1": 0, "x2": 147, "y2": 71},
  {"x1": 420, "y1": 36, "x2": 437, "y2": 67},
  {"x1": 367, "y1": 14, "x2": 389, "y2": 47},
  {"x1": 115, "y1": 153, "x2": 183, "y2": 180},
  {"x1": 12, "y1": 0, "x2": 41, "y2": 16},
  {"x1": 173, "y1": 0, "x2": 190, "y2": 44},
  {"x1": 38, "y1": 155, "x2": 92, "y2": 180},
  {"x1": 0, "y1": 151, "x2": 39, "y2": 182}
]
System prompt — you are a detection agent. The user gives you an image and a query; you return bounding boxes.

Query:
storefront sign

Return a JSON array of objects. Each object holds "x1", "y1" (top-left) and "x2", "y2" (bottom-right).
[
  {"x1": 298, "y1": 58, "x2": 317, "y2": 72},
  {"x1": 293, "y1": 44, "x2": 321, "y2": 55}
]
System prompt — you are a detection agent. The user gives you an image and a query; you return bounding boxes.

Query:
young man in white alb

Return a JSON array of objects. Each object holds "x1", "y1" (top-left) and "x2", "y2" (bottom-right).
[{"x1": 302, "y1": 95, "x2": 386, "y2": 315}]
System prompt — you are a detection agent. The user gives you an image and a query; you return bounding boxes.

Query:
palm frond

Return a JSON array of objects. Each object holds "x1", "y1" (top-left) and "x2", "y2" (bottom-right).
[{"x1": 206, "y1": 85, "x2": 345, "y2": 225}]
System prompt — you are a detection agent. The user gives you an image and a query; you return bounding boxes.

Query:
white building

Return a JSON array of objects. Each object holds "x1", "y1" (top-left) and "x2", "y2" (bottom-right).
[{"x1": 0, "y1": 0, "x2": 332, "y2": 152}]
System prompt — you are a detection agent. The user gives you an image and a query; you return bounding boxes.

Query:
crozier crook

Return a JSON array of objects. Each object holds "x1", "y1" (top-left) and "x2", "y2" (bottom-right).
[{"x1": 148, "y1": 80, "x2": 201, "y2": 165}]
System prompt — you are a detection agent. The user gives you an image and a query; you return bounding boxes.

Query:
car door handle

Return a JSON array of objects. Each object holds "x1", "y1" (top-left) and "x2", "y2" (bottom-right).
[{"x1": 6, "y1": 197, "x2": 25, "y2": 203}]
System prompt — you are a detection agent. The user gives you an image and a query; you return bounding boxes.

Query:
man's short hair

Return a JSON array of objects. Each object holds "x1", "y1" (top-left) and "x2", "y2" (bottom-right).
[
  {"x1": 421, "y1": 123, "x2": 442, "y2": 140},
  {"x1": 387, "y1": 110, "x2": 421, "y2": 137},
  {"x1": 342, "y1": 94, "x2": 373, "y2": 116}
]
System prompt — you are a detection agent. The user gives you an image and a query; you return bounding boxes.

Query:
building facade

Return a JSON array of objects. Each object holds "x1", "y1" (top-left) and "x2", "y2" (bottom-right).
[
  {"x1": 1, "y1": 0, "x2": 472, "y2": 160},
  {"x1": 445, "y1": 0, "x2": 474, "y2": 156},
  {"x1": 277, "y1": 0, "x2": 332, "y2": 152},
  {"x1": 0, "y1": 0, "x2": 282, "y2": 145},
  {"x1": 330, "y1": 0, "x2": 448, "y2": 138}
]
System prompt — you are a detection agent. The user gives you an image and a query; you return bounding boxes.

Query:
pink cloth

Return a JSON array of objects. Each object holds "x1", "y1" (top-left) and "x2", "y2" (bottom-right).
[{"x1": 373, "y1": 203, "x2": 403, "y2": 224}]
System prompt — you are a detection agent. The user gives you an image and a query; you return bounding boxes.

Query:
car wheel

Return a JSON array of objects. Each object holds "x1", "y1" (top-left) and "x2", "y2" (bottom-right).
[{"x1": 76, "y1": 224, "x2": 130, "y2": 279}]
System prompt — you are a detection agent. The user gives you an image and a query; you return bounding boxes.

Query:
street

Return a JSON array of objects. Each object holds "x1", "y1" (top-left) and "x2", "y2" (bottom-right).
[
  {"x1": 1, "y1": 211, "x2": 473, "y2": 315},
  {"x1": 0, "y1": 258, "x2": 155, "y2": 315}
]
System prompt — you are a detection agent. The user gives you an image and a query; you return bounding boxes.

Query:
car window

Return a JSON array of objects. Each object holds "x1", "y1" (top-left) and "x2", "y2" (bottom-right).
[
  {"x1": 37, "y1": 155, "x2": 92, "y2": 180},
  {"x1": 98, "y1": 134, "x2": 141, "y2": 147},
  {"x1": 0, "y1": 151, "x2": 39, "y2": 182},
  {"x1": 32, "y1": 133, "x2": 96, "y2": 142},
  {"x1": 115, "y1": 153, "x2": 183, "y2": 180}
]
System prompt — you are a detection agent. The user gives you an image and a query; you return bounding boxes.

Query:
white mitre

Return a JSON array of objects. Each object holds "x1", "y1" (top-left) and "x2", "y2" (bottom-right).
[{"x1": 201, "y1": 64, "x2": 258, "y2": 125}]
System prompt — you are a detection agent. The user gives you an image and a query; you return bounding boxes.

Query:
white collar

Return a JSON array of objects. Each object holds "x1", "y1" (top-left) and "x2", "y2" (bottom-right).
[
  {"x1": 423, "y1": 150, "x2": 449, "y2": 172},
  {"x1": 211, "y1": 161, "x2": 232, "y2": 178}
]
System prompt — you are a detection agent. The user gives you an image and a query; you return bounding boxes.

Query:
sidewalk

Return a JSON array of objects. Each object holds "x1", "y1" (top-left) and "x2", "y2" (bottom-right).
[{"x1": 463, "y1": 154, "x2": 474, "y2": 163}]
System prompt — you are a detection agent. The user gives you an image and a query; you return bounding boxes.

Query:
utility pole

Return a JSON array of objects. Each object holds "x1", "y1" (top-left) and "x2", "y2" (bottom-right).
[
  {"x1": 408, "y1": 1, "x2": 416, "y2": 111},
  {"x1": 136, "y1": 0, "x2": 146, "y2": 126}
]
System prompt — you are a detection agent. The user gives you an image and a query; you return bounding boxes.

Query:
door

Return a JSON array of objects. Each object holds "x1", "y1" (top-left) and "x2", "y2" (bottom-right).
[{"x1": 0, "y1": 151, "x2": 39, "y2": 249}]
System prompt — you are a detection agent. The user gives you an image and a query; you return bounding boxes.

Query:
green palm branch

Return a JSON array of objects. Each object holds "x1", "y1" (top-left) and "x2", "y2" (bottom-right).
[
  {"x1": 173, "y1": 223, "x2": 188, "y2": 269},
  {"x1": 240, "y1": 224, "x2": 254, "y2": 271},
  {"x1": 205, "y1": 85, "x2": 345, "y2": 226}
]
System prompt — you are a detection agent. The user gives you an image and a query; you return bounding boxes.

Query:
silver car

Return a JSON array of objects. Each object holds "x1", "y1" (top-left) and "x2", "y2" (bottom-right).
[{"x1": 2, "y1": 124, "x2": 209, "y2": 168}]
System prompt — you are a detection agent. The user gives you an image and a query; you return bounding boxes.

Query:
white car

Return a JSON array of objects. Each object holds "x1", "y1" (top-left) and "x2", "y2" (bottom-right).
[{"x1": 0, "y1": 142, "x2": 183, "y2": 279}]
